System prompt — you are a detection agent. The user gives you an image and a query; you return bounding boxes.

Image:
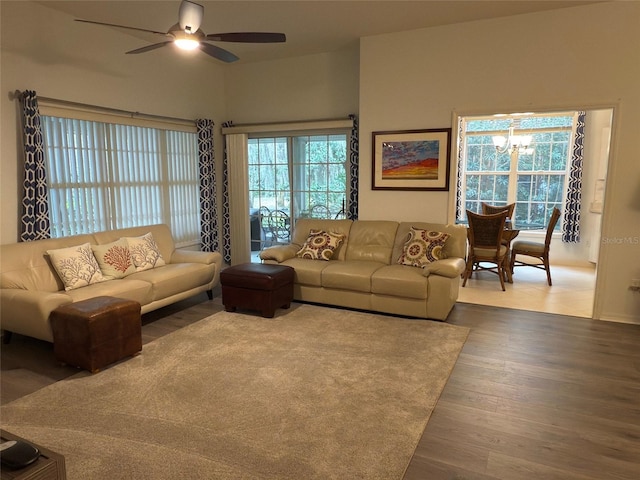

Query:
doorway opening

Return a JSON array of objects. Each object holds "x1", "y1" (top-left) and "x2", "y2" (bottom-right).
[{"x1": 452, "y1": 107, "x2": 614, "y2": 319}]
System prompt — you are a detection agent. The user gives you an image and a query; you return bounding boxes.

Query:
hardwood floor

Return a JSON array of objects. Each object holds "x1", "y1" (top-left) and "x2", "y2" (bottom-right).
[
  {"x1": 405, "y1": 303, "x2": 640, "y2": 480},
  {"x1": 2, "y1": 291, "x2": 639, "y2": 479}
]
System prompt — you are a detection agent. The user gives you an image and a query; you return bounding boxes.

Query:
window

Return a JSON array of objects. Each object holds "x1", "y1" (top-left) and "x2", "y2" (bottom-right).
[
  {"x1": 40, "y1": 115, "x2": 200, "y2": 246},
  {"x1": 457, "y1": 112, "x2": 577, "y2": 230},
  {"x1": 248, "y1": 132, "x2": 348, "y2": 249}
]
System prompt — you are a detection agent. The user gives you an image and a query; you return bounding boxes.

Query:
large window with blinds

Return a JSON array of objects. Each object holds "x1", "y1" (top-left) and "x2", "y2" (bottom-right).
[{"x1": 40, "y1": 115, "x2": 200, "y2": 246}]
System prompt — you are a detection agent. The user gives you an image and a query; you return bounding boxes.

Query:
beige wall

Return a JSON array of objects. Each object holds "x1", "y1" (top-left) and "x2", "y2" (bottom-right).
[
  {"x1": 0, "y1": 1, "x2": 227, "y2": 244},
  {"x1": 359, "y1": 3, "x2": 640, "y2": 322},
  {"x1": 224, "y1": 46, "x2": 359, "y2": 123}
]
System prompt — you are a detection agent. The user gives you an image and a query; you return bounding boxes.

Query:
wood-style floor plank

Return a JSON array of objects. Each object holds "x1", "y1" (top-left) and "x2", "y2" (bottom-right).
[
  {"x1": 404, "y1": 302, "x2": 640, "y2": 480},
  {"x1": 2, "y1": 294, "x2": 639, "y2": 479}
]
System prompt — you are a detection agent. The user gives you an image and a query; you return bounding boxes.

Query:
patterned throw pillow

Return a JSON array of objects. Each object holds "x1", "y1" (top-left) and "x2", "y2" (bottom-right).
[
  {"x1": 92, "y1": 239, "x2": 136, "y2": 279},
  {"x1": 47, "y1": 243, "x2": 105, "y2": 290},
  {"x1": 296, "y1": 230, "x2": 345, "y2": 261},
  {"x1": 123, "y1": 232, "x2": 166, "y2": 272},
  {"x1": 397, "y1": 228, "x2": 450, "y2": 268}
]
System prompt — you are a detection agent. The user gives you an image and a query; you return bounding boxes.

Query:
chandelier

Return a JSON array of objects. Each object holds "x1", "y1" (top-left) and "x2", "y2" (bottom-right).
[{"x1": 492, "y1": 120, "x2": 534, "y2": 155}]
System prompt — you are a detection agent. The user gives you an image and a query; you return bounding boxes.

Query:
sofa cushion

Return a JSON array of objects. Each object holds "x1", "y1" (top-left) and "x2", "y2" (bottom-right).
[
  {"x1": 371, "y1": 265, "x2": 429, "y2": 299},
  {"x1": 397, "y1": 228, "x2": 450, "y2": 267},
  {"x1": 321, "y1": 261, "x2": 386, "y2": 293},
  {"x1": 296, "y1": 230, "x2": 346, "y2": 261},
  {"x1": 46, "y1": 243, "x2": 106, "y2": 291},
  {"x1": 91, "y1": 239, "x2": 136, "y2": 279},
  {"x1": 280, "y1": 257, "x2": 330, "y2": 287},
  {"x1": 123, "y1": 232, "x2": 166, "y2": 272},
  {"x1": 1, "y1": 234, "x2": 97, "y2": 292},
  {"x1": 126, "y1": 263, "x2": 215, "y2": 300},
  {"x1": 65, "y1": 278, "x2": 153, "y2": 306},
  {"x1": 344, "y1": 221, "x2": 398, "y2": 264}
]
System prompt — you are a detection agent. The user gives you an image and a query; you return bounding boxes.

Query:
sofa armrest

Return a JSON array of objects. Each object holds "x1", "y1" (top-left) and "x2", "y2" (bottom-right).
[
  {"x1": 1, "y1": 289, "x2": 72, "y2": 339},
  {"x1": 259, "y1": 245, "x2": 299, "y2": 263},
  {"x1": 420, "y1": 258, "x2": 466, "y2": 278},
  {"x1": 170, "y1": 249, "x2": 222, "y2": 266}
]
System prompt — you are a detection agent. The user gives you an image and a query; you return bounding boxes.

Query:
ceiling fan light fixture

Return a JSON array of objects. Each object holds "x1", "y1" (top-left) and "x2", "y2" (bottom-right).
[
  {"x1": 174, "y1": 37, "x2": 200, "y2": 50},
  {"x1": 76, "y1": 0, "x2": 286, "y2": 63}
]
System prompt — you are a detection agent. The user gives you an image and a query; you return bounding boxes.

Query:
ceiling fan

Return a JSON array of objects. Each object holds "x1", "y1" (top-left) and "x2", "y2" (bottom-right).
[{"x1": 75, "y1": 0, "x2": 286, "y2": 63}]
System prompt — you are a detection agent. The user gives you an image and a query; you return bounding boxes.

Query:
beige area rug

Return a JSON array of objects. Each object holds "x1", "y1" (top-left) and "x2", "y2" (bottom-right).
[{"x1": 1, "y1": 304, "x2": 469, "y2": 479}]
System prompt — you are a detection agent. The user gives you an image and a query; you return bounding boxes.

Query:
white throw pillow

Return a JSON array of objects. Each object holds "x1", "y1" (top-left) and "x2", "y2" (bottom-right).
[
  {"x1": 92, "y1": 239, "x2": 136, "y2": 279},
  {"x1": 123, "y1": 232, "x2": 166, "y2": 272},
  {"x1": 47, "y1": 243, "x2": 105, "y2": 290}
]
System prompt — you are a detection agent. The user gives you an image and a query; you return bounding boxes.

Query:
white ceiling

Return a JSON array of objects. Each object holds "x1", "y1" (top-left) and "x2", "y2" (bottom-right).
[{"x1": 40, "y1": 1, "x2": 599, "y2": 64}]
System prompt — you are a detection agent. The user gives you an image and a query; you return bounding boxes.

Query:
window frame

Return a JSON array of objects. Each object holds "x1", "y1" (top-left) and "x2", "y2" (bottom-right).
[
  {"x1": 247, "y1": 129, "x2": 350, "y2": 249},
  {"x1": 454, "y1": 111, "x2": 578, "y2": 232},
  {"x1": 39, "y1": 104, "x2": 200, "y2": 246}
]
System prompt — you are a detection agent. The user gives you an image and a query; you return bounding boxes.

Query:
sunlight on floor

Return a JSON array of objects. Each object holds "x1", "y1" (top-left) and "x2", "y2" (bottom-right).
[{"x1": 458, "y1": 264, "x2": 596, "y2": 318}]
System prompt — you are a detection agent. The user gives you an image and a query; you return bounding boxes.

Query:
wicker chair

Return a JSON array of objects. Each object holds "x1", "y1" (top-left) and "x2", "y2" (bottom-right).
[
  {"x1": 463, "y1": 210, "x2": 509, "y2": 291},
  {"x1": 509, "y1": 207, "x2": 561, "y2": 286},
  {"x1": 481, "y1": 202, "x2": 515, "y2": 228}
]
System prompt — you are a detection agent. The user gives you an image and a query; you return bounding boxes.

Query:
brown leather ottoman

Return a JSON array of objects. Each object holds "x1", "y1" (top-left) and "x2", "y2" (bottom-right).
[
  {"x1": 50, "y1": 296, "x2": 142, "y2": 373},
  {"x1": 221, "y1": 263, "x2": 294, "y2": 318}
]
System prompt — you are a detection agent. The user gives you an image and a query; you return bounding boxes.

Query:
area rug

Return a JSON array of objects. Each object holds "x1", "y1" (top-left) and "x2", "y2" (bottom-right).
[{"x1": 1, "y1": 304, "x2": 469, "y2": 479}]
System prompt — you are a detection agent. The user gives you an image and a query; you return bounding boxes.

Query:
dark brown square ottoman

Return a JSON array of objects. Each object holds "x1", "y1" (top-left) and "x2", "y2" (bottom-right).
[
  {"x1": 221, "y1": 263, "x2": 294, "y2": 318},
  {"x1": 50, "y1": 296, "x2": 142, "y2": 373}
]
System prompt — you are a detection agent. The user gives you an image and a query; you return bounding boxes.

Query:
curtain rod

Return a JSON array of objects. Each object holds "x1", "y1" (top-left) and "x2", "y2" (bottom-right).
[
  {"x1": 222, "y1": 116, "x2": 354, "y2": 135},
  {"x1": 10, "y1": 90, "x2": 198, "y2": 126}
]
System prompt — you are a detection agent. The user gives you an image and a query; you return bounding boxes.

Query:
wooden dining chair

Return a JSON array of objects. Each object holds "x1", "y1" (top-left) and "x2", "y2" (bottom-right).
[
  {"x1": 509, "y1": 207, "x2": 562, "y2": 286},
  {"x1": 463, "y1": 210, "x2": 509, "y2": 291},
  {"x1": 481, "y1": 202, "x2": 515, "y2": 227}
]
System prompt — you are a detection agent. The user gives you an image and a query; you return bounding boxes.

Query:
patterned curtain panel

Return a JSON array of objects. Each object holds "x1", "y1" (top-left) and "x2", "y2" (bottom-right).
[
  {"x1": 196, "y1": 119, "x2": 219, "y2": 252},
  {"x1": 562, "y1": 111, "x2": 586, "y2": 243},
  {"x1": 347, "y1": 114, "x2": 359, "y2": 220},
  {"x1": 20, "y1": 90, "x2": 51, "y2": 241},
  {"x1": 455, "y1": 118, "x2": 464, "y2": 221},
  {"x1": 220, "y1": 121, "x2": 232, "y2": 265}
]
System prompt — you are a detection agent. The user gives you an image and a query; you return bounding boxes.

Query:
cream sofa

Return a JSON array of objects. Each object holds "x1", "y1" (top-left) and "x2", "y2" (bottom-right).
[
  {"x1": 0, "y1": 224, "x2": 222, "y2": 342},
  {"x1": 259, "y1": 219, "x2": 467, "y2": 321}
]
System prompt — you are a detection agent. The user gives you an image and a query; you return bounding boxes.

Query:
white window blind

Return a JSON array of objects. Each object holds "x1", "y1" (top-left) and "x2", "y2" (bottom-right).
[{"x1": 41, "y1": 115, "x2": 200, "y2": 246}]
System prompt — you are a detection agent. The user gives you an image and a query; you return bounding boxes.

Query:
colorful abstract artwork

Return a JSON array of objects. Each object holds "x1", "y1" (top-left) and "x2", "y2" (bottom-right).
[{"x1": 372, "y1": 129, "x2": 451, "y2": 190}]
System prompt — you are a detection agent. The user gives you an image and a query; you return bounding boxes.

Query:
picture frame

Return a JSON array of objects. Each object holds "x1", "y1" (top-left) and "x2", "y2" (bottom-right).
[{"x1": 372, "y1": 128, "x2": 452, "y2": 191}]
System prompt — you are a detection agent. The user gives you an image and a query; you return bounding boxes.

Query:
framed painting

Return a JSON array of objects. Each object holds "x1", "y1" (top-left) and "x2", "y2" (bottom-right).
[{"x1": 372, "y1": 128, "x2": 452, "y2": 191}]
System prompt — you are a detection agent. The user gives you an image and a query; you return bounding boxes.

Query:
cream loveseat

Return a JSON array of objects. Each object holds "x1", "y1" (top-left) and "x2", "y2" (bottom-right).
[
  {"x1": 0, "y1": 224, "x2": 222, "y2": 342},
  {"x1": 259, "y1": 219, "x2": 467, "y2": 321}
]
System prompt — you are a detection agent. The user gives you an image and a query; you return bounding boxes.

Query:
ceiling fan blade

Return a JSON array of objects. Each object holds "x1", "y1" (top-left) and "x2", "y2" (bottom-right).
[
  {"x1": 126, "y1": 41, "x2": 173, "y2": 55},
  {"x1": 199, "y1": 42, "x2": 239, "y2": 63},
  {"x1": 75, "y1": 19, "x2": 167, "y2": 36},
  {"x1": 179, "y1": 0, "x2": 204, "y2": 33},
  {"x1": 205, "y1": 32, "x2": 286, "y2": 43}
]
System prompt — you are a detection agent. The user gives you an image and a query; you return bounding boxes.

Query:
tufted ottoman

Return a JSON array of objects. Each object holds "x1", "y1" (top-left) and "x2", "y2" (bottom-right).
[
  {"x1": 221, "y1": 263, "x2": 294, "y2": 318},
  {"x1": 50, "y1": 296, "x2": 142, "y2": 373}
]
